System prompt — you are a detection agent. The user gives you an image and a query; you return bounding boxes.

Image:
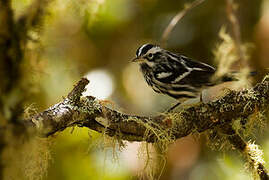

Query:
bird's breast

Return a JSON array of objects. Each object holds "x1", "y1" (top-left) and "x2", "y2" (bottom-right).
[{"x1": 140, "y1": 63, "x2": 153, "y2": 86}]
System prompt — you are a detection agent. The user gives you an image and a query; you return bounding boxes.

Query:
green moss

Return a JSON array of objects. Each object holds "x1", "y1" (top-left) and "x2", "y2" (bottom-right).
[
  {"x1": 244, "y1": 142, "x2": 266, "y2": 179},
  {"x1": 24, "y1": 104, "x2": 39, "y2": 119},
  {"x1": 3, "y1": 134, "x2": 52, "y2": 180},
  {"x1": 206, "y1": 128, "x2": 233, "y2": 151},
  {"x1": 23, "y1": 138, "x2": 53, "y2": 180},
  {"x1": 213, "y1": 27, "x2": 238, "y2": 78},
  {"x1": 124, "y1": 113, "x2": 184, "y2": 179},
  {"x1": 136, "y1": 142, "x2": 168, "y2": 180},
  {"x1": 220, "y1": 103, "x2": 235, "y2": 113}
]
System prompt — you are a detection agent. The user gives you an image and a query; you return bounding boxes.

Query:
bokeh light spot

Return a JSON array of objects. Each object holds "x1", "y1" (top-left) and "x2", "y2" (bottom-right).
[{"x1": 83, "y1": 69, "x2": 114, "y2": 99}]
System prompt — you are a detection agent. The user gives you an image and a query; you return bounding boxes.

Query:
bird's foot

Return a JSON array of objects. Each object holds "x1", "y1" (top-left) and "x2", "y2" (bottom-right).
[
  {"x1": 166, "y1": 102, "x2": 181, "y2": 113},
  {"x1": 199, "y1": 93, "x2": 203, "y2": 103}
]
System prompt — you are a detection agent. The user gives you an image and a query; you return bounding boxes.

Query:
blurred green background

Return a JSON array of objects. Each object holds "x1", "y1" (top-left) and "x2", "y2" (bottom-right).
[{"x1": 11, "y1": 0, "x2": 269, "y2": 179}]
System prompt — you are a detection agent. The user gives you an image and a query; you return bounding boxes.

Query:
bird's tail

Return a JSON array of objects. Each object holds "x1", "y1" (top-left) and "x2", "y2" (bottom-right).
[{"x1": 211, "y1": 71, "x2": 257, "y2": 85}]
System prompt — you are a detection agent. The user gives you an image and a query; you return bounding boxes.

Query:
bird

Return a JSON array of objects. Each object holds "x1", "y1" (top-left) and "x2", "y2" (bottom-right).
[{"x1": 132, "y1": 43, "x2": 237, "y2": 111}]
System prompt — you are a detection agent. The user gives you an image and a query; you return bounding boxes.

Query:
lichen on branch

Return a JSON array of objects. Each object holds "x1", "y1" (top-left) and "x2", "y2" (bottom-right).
[
  {"x1": 25, "y1": 76, "x2": 269, "y2": 179},
  {"x1": 27, "y1": 77, "x2": 269, "y2": 141}
]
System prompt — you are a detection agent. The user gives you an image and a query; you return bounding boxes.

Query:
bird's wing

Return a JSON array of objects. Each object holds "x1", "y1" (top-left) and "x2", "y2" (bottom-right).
[
  {"x1": 181, "y1": 55, "x2": 215, "y2": 73},
  {"x1": 178, "y1": 55, "x2": 216, "y2": 87},
  {"x1": 152, "y1": 60, "x2": 198, "y2": 99},
  {"x1": 153, "y1": 60, "x2": 189, "y2": 84},
  {"x1": 153, "y1": 55, "x2": 215, "y2": 88}
]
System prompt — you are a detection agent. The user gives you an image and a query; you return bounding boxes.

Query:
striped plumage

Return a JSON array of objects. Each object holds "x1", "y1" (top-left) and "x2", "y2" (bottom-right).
[{"x1": 132, "y1": 44, "x2": 230, "y2": 101}]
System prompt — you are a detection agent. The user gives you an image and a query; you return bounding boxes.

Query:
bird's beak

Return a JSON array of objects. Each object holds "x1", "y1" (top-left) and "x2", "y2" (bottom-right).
[{"x1": 132, "y1": 57, "x2": 144, "y2": 62}]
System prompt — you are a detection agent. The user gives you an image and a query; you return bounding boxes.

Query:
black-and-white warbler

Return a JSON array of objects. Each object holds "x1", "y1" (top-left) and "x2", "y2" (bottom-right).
[{"x1": 132, "y1": 43, "x2": 236, "y2": 110}]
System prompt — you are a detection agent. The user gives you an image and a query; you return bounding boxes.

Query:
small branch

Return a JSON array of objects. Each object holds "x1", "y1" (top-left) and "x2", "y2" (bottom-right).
[
  {"x1": 220, "y1": 124, "x2": 268, "y2": 179},
  {"x1": 226, "y1": 0, "x2": 248, "y2": 67},
  {"x1": 161, "y1": 0, "x2": 205, "y2": 47},
  {"x1": 67, "y1": 78, "x2": 89, "y2": 102},
  {"x1": 219, "y1": 123, "x2": 246, "y2": 151}
]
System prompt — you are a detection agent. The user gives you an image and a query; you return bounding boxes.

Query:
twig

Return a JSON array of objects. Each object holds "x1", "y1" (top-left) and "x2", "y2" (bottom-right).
[
  {"x1": 226, "y1": 0, "x2": 248, "y2": 68},
  {"x1": 161, "y1": 0, "x2": 205, "y2": 47},
  {"x1": 220, "y1": 124, "x2": 269, "y2": 180},
  {"x1": 67, "y1": 78, "x2": 89, "y2": 102}
]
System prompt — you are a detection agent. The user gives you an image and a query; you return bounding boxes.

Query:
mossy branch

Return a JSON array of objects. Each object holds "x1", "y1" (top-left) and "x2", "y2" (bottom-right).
[
  {"x1": 220, "y1": 124, "x2": 268, "y2": 180},
  {"x1": 26, "y1": 76, "x2": 269, "y2": 178},
  {"x1": 26, "y1": 77, "x2": 269, "y2": 141}
]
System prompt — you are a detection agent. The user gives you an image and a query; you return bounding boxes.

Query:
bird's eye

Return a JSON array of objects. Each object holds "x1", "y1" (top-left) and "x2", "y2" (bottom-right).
[{"x1": 148, "y1": 53, "x2": 153, "y2": 59}]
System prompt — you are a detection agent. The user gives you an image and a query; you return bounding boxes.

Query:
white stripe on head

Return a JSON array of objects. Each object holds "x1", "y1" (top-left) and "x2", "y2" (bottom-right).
[
  {"x1": 138, "y1": 44, "x2": 149, "y2": 57},
  {"x1": 136, "y1": 44, "x2": 161, "y2": 57}
]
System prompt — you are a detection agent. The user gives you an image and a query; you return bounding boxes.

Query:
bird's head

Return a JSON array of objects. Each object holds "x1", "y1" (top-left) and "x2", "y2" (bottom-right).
[{"x1": 132, "y1": 44, "x2": 162, "y2": 67}]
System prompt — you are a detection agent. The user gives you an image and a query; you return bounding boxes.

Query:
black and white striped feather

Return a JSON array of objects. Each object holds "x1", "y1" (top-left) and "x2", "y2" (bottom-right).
[{"x1": 134, "y1": 44, "x2": 235, "y2": 100}]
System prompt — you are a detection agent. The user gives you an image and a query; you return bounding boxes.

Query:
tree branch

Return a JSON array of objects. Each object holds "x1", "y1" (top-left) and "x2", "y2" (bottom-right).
[
  {"x1": 27, "y1": 77, "x2": 269, "y2": 141},
  {"x1": 226, "y1": 0, "x2": 246, "y2": 65},
  {"x1": 161, "y1": 0, "x2": 205, "y2": 47},
  {"x1": 220, "y1": 124, "x2": 268, "y2": 180},
  {"x1": 25, "y1": 77, "x2": 269, "y2": 179}
]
